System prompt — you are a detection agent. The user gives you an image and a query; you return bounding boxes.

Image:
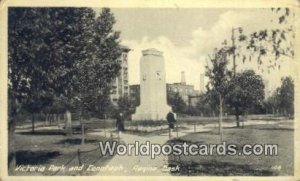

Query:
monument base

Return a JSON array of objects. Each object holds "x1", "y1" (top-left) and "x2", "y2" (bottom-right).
[{"x1": 132, "y1": 104, "x2": 171, "y2": 121}]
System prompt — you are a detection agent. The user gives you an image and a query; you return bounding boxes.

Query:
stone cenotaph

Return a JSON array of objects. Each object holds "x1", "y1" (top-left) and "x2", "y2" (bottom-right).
[{"x1": 132, "y1": 48, "x2": 172, "y2": 121}]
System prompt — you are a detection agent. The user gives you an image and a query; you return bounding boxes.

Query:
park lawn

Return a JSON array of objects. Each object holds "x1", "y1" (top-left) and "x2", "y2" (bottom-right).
[
  {"x1": 13, "y1": 129, "x2": 117, "y2": 176},
  {"x1": 168, "y1": 123, "x2": 294, "y2": 176}
]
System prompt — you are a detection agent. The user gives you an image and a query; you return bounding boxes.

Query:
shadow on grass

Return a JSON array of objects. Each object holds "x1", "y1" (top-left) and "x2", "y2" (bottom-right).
[
  {"x1": 55, "y1": 138, "x2": 99, "y2": 145},
  {"x1": 16, "y1": 150, "x2": 61, "y2": 165},
  {"x1": 18, "y1": 130, "x2": 65, "y2": 136},
  {"x1": 257, "y1": 128, "x2": 294, "y2": 131},
  {"x1": 167, "y1": 138, "x2": 205, "y2": 145},
  {"x1": 166, "y1": 131, "x2": 213, "y2": 144},
  {"x1": 123, "y1": 129, "x2": 170, "y2": 137},
  {"x1": 169, "y1": 160, "x2": 276, "y2": 176}
]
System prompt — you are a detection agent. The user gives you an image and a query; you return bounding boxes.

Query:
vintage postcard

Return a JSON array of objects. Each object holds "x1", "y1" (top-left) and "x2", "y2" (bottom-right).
[{"x1": 0, "y1": 0, "x2": 299, "y2": 180}]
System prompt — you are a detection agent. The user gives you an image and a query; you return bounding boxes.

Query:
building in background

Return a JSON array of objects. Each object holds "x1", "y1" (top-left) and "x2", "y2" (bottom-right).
[
  {"x1": 167, "y1": 71, "x2": 199, "y2": 104},
  {"x1": 110, "y1": 45, "x2": 131, "y2": 104},
  {"x1": 129, "y1": 84, "x2": 140, "y2": 106},
  {"x1": 129, "y1": 71, "x2": 200, "y2": 108}
]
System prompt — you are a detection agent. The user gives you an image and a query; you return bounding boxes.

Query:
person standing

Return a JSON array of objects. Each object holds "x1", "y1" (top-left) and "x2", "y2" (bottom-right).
[
  {"x1": 116, "y1": 112, "x2": 125, "y2": 132},
  {"x1": 166, "y1": 111, "x2": 176, "y2": 129},
  {"x1": 166, "y1": 111, "x2": 176, "y2": 138}
]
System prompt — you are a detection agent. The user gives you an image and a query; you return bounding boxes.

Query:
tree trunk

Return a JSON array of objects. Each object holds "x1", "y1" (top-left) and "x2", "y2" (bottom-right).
[
  {"x1": 65, "y1": 110, "x2": 72, "y2": 136},
  {"x1": 32, "y1": 113, "x2": 35, "y2": 133},
  {"x1": 45, "y1": 113, "x2": 49, "y2": 126},
  {"x1": 235, "y1": 114, "x2": 240, "y2": 127},
  {"x1": 219, "y1": 94, "x2": 223, "y2": 141},
  {"x1": 235, "y1": 106, "x2": 240, "y2": 127},
  {"x1": 8, "y1": 98, "x2": 20, "y2": 173},
  {"x1": 8, "y1": 118, "x2": 16, "y2": 174},
  {"x1": 56, "y1": 114, "x2": 59, "y2": 124},
  {"x1": 57, "y1": 114, "x2": 61, "y2": 128},
  {"x1": 49, "y1": 114, "x2": 53, "y2": 125}
]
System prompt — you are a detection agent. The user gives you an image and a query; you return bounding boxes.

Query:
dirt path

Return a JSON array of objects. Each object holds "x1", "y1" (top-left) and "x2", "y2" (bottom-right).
[{"x1": 89, "y1": 126, "x2": 200, "y2": 176}]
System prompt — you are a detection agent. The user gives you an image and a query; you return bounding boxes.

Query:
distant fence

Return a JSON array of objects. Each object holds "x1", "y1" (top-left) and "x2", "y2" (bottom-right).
[
  {"x1": 57, "y1": 113, "x2": 290, "y2": 145},
  {"x1": 177, "y1": 114, "x2": 288, "y2": 122}
]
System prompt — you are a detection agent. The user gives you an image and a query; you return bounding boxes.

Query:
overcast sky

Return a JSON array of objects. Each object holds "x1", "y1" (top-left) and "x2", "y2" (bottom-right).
[{"x1": 97, "y1": 8, "x2": 295, "y2": 92}]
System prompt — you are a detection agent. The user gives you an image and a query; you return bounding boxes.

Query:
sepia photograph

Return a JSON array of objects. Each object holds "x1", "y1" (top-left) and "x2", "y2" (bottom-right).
[{"x1": 0, "y1": 0, "x2": 299, "y2": 179}]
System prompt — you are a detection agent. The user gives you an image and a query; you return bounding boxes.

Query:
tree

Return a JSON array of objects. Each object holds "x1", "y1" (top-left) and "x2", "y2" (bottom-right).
[
  {"x1": 75, "y1": 8, "x2": 122, "y2": 119},
  {"x1": 226, "y1": 70, "x2": 265, "y2": 127},
  {"x1": 195, "y1": 93, "x2": 218, "y2": 117},
  {"x1": 117, "y1": 96, "x2": 137, "y2": 119},
  {"x1": 265, "y1": 89, "x2": 281, "y2": 114},
  {"x1": 222, "y1": 8, "x2": 295, "y2": 77},
  {"x1": 207, "y1": 8, "x2": 295, "y2": 127},
  {"x1": 206, "y1": 48, "x2": 231, "y2": 140},
  {"x1": 8, "y1": 7, "x2": 121, "y2": 172},
  {"x1": 278, "y1": 77, "x2": 294, "y2": 116},
  {"x1": 247, "y1": 8, "x2": 294, "y2": 63},
  {"x1": 8, "y1": 8, "x2": 98, "y2": 136},
  {"x1": 8, "y1": 8, "x2": 62, "y2": 171},
  {"x1": 167, "y1": 92, "x2": 187, "y2": 114},
  {"x1": 266, "y1": 77, "x2": 294, "y2": 116}
]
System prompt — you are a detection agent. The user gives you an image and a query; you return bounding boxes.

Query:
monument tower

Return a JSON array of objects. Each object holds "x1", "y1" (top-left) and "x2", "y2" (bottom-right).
[{"x1": 132, "y1": 48, "x2": 171, "y2": 121}]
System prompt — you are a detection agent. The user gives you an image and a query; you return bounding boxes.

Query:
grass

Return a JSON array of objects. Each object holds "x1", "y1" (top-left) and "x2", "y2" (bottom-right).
[
  {"x1": 167, "y1": 123, "x2": 294, "y2": 176},
  {"x1": 12, "y1": 116, "x2": 293, "y2": 176},
  {"x1": 13, "y1": 129, "x2": 118, "y2": 176}
]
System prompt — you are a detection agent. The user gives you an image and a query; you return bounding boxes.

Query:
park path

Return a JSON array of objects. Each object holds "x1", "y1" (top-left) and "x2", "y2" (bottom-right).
[{"x1": 89, "y1": 125, "x2": 204, "y2": 176}]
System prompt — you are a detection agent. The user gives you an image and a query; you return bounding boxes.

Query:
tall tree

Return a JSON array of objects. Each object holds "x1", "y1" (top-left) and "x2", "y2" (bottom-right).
[
  {"x1": 75, "y1": 8, "x2": 122, "y2": 117},
  {"x1": 8, "y1": 8, "x2": 60, "y2": 171},
  {"x1": 8, "y1": 7, "x2": 122, "y2": 172},
  {"x1": 206, "y1": 48, "x2": 231, "y2": 140}
]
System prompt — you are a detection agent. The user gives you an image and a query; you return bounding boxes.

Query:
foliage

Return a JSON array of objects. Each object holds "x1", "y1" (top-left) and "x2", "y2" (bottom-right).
[
  {"x1": 167, "y1": 92, "x2": 187, "y2": 114},
  {"x1": 75, "y1": 8, "x2": 122, "y2": 116},
  {"x1": 278, "y1": 76, "x2": 294, "y2": 115},
  {"x1": 265, "y1": 76, "x2": 294, "y2": 116},
  {"x1": 221, "y1": 8, "x2": 295, "y2": 75},
  {"x1": 205, "y1": 48, "x2": 231, "y2": 98},
  {"x1": 248, "y1": 8, "x2": 295, "y2": 60},
  {"x1": 9, "y1": 7, "x2": 122, "y2": 116},
  {"x1": 8, "y1": 7, "x2": 122, "y2": 170},
  {"x1": 195, "y1": 93, "x2": 218, "y2": 116},
  {"x1": 264, "y1": 89, "x2": 280, "y2": 114},
  {"x1": 204, "y1": 8, "x2": 295, "y2": 127},
  {"x1": 117, "y1": 96, "x2": 136, "y2": 118},
  {"x1": 226, "y1": 70, "x2": 265, "y2": 120},
  {"x1": 205, "y1": 47, "x2": 231, "y2": 137}
]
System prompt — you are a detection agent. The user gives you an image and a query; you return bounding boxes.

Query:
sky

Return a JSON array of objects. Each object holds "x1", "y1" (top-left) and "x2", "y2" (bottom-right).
[{"x1": 96, "y1": 8, "x2": 295, "y2": 92}]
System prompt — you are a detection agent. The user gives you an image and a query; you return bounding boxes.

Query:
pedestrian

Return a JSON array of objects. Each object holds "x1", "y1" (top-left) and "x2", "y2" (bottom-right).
[
  {"x1": 116, "y1": 112, "x2": 125, "y2": 132},
  {"x1": 166, "y1": 111, "x2": 176, "y2": 129}
]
